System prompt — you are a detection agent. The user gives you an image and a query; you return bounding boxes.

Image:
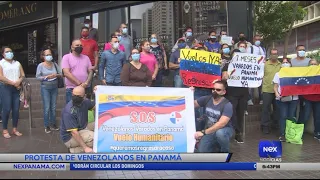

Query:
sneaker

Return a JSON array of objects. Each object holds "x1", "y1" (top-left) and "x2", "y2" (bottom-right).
[
  {"x1": 259, "y1": 100, "x2": 263, "y2": 105},
  {"x1": 50, "y1": 124, "x2": 60, "y2": 131},
  {"x1": 245, "y1": 111, "x2": 248, "y2": 116},
  {"x1": 314, "y1": 135, "x2": 320, "y2": 141},
  {"x1": 45, "y1": 127, "x2": 51, "y2": 134},
  {"x1": 235, "y1": 134, "x2": 244, "y2": 143},
  {"x1": 0, "y1": 119, "x2": 2, "y2": 123},
  {"x1": 279, "y1": 135, "x2": 286, "y2": 142},
  {"x1": 248, "y1": 100, "x2": 254, "y2": 106}
]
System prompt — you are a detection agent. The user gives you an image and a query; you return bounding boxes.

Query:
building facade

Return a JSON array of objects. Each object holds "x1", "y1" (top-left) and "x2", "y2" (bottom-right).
[{"x1": 0, "y1": 1, "x2": 253, "y2": 76}]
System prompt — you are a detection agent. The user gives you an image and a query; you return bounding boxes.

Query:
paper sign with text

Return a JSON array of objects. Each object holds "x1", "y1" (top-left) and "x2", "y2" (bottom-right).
[
  {"x1": 227, "y1": 53, "x2": 265, "y2": 88},
  {"x1": 94, "y1": 86, "x2": 196, "y2": 153},
  {"x1": 221, "y1": 36, "x2": 233, "y2": 46},
  {"x1": 179, "y1": 49, "x2": 221, "y2": 88}
]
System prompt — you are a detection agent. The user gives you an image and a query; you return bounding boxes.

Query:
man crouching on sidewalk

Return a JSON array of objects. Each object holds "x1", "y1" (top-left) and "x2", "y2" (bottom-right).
[{"x1": 60, "y1": 86, "x2": 96, "y2": 153}]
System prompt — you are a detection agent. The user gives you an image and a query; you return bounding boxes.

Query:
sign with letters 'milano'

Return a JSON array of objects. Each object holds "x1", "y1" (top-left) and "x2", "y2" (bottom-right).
[{"x1": 0, "y1": 1, "x2": 55, "y2": 30}]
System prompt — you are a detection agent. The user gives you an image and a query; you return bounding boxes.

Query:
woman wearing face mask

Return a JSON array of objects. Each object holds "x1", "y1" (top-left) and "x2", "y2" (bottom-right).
[
  {"x1": 139, "y1": 40, "x2": 158, "y2": 83},
  {"x1": 204, "y1": 31, "x2": 221, "y2": 53},
  {"x1": 104, "y1": 31, "x2": 126, "y2": 52},
  {"x1": 272, "y1": 58, "x2": 299, "y2": 141},
  {"x1": 237, "y1": 42, "x2": 248, "y2": 53},
  {"x1": 301, "y1": 59, "x2": 320, "y2": 140},
  {"x1": 36, "y1": 48, "x2": 62, "y2": 133},
  {"x1": 0, "y1": 46, "x2": 25, "y2": 138},
  {"x1": 220, "y1": 43, "x2": 231, "y2": 70},
  {"x1": 121, "y1": 49, "x2": 152, "y2": 87},
  {"x1": 149, "y1": 34, "x2": 168, "y2": 87}
]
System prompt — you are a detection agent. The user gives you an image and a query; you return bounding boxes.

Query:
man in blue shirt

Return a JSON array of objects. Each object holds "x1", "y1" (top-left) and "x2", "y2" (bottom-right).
[
  {"x1": 204, "y1": 31, "x2": 221, "y2": 53},
  {"x1": 119, "y1": 23, "x2": 133, "y2": 62},
  {"x1": 169, "y1": 38, "x2": 186, "y2": 88},
  {"x1": 60, "y1": 86, "x2": 95, "y2": 153},
  {"x1": 99, "y1": 35, "x2": 126, "y2": 86}
]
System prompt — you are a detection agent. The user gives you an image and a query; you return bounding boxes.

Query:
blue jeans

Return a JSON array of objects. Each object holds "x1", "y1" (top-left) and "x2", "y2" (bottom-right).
[
  {"x1": 66, "y1": 87, "x2": 91, "y2": 104},
  {"x1": 0, "y1": 83, "x2": 3, "y2": 119},
  {"x1": 299, "y1": 100, "x2": 320, "y2": 135},
  {"x1": 174, "y1": 75, "x2": 184, "y2": 88},
  {"x1": 2, "y1": 85, "x2": 20, "y2": 129},
  {"x1": 276, "y1": 100, "x2": 299, "y2": 136},
  {"x1": 41, "y1": 85, "x2": 58, "y2": 127},
  {"x1": 198, "y1": 126, "x2": 233, "y2": 153}
]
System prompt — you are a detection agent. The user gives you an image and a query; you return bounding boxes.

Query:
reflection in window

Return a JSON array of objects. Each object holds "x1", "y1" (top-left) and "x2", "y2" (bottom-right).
[{"x1": 131, "y1": 2, "x2": 175, "y2": 54}]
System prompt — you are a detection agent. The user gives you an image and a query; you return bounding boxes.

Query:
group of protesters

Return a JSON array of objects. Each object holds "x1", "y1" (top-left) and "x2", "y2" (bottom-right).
[{"x1": 0, "y1": 20, "x2": 319, "y2": 154}]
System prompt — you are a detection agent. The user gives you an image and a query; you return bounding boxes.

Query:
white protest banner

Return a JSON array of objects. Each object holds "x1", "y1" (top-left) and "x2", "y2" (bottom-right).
[
  {"x1": 94, "y1": 86, "x2": 196, "y2": 153},
  {"x1": 227, "y1": 53, "x2": 265, "y2": 88},
  {"x1": 221, "y1": 36, "x2": 233, "y2": 46}
]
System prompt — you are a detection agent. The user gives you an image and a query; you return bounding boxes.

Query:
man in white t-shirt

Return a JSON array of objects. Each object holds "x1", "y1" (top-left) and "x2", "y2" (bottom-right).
[{"x1": 248, "y1": 34, "x2": 265, "y2": 106}]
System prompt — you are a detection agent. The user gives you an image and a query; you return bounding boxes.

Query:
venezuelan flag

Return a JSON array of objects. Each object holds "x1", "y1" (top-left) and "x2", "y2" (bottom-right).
[
  {"x1": 97, "y1": 95, "x2": 186, "y2": 129},
  {"x1": 279, "y1": 66, "x2": 320, "y2": 96}
]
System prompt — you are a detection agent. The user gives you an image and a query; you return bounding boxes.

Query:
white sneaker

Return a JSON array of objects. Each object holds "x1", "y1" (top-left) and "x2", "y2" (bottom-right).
[
  {"x1": 259, "y1": 100, "x2": 263, "y2": 105},
  {"x1": 245, "y1": 111, "x2": 248, "y2": 116},
  {"x1": 248, "y1": 100, "x2": 254, "y2": 106}
]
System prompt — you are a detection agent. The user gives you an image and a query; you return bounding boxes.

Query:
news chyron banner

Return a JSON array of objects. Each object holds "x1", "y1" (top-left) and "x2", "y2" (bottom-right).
[
  {"x1": 227, "y1": 53, "x2": 265, "y2": 88},
  {"x1": 179, "y1": 49, "x2": 221, "y2": 88},
  {"x1": 94, "y1": 86, "x2": 196, "y2": 153}
]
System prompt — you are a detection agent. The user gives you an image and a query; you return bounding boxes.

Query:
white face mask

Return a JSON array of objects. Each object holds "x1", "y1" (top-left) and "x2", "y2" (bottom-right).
[{"x1": 281, "y1": 63, "x2": 291, "y2": 68}]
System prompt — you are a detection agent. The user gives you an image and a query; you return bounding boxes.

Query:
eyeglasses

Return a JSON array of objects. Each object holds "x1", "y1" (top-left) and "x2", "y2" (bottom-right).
[{"x1": 212, "y1": 88, "x2": 222, "y2": 92}]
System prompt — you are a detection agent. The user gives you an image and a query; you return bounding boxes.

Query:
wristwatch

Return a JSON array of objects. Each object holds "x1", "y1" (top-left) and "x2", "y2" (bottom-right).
[{"x1": 201, "y1": 129, "x2": 206, "y2": 135}]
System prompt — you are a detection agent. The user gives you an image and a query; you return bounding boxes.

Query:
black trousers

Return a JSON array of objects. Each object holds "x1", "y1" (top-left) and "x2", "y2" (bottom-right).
[{"x1": 226, "y1": 95, "x2": 248, "y2": 134}]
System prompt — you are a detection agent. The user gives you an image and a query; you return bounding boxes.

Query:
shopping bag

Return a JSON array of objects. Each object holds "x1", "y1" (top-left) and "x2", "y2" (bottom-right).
[
  {"x1": 88, "y1": 110, "x2": 95, "y2": 123},
  {"x1": 285, "y1": 118, "x2": 304, "y2": 145}
]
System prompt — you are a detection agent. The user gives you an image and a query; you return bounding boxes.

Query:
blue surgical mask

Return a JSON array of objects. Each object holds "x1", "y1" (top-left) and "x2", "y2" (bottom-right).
[
  {"x1": 112, "y1": 42, "x2": 119, "y2": 49},
  {"x1": 45, "y1": 55, "x2": 53, "y2": 62},
  {"x1": 298, "y1": 50, "x2": 305, "y2": 57},
  {"x1": 117, "y1": 36, "x2": 122, "y2": 41},
  {"x1": 84, "y1": 24, "x2": 89, "y2": 28},
  {"x1": 131, "y1": 54, "x2": 140, "y2": 61},
  {"x1": 122, "y1": 28, "x2": 128, "y2": 34},
  {"x1": 281, "y1": 63, "x2": 291, "y2": 68},
  {"x1": 186, "y1": 32, "x2": 192, "y2": 37},
  {"x1": 4, "y1": 52, "x2": 14, "y2": 60},
  {"x1": 255, "y1": 41, "x2": 261, "y2": 46},
  {"x1": 178, "y1": 43, "x2": 186, "y2": 49},
  {"x1": 239, "y1": 47, "x2": 246, "y2": 53},
  {"x1": 150, "y1": 38, "x2": 157, "y2": 43},
  {"x1": 222, "y1": 47, "x2": 230, "y2": 54}
]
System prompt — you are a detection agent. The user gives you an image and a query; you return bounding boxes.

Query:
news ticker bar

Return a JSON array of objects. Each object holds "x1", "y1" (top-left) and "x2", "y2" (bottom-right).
[
  {"x1": 0, "y1": 163, "x2": 320, "y2": 171},
  {"x1": 0, "y1": 153, "x2": 230, "y2": 162}
]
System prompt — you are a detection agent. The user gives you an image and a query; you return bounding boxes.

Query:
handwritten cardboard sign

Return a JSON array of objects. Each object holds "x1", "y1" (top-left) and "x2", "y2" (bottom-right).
[
  {"x1": 220, "y1": 36, "x2": 233, "y2": 46},
  {"x1": 227, "y1": 53, "x2": 265, "y2": 88},
  {"x1": 179, "y1": 49, "x2": 221, "y2": 88}
]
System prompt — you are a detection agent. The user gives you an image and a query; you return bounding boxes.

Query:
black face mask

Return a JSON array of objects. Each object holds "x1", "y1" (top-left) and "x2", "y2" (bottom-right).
[
  {"x1": 74, "y1": 46, "x2": 83, "y2": 54},
  {"x1": 72, "y1": 95, "x2": 84, "y2": 106},
  {"x1": 212, "y1": 91, "x2": 222, "y2": 99},
  {"x1": 239, "y1": 37, "x2": 246, "y2": 41}
]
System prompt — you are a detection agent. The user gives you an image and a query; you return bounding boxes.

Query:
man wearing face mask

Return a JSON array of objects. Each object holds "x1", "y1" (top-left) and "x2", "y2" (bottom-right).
[
  {"x1": 99, "y1": 35, "x2": 126, "y2": 86},
  {"x1": 234, "y1": 32, "x2": 252, "y2": 50},
  {"x1": 171, "y1": 27, "x2": 198, "y2": 53},
  {"x1": 192, "y1": 80, "x2": 233, "y2": 153},
  {"x1": 83, "y1": 19, "x2": 99, "y2": 42},
  {"x1": 260, "y1": 49, "x2": 281, "y2": 134},
  {"x1": 119, "y1": 23, "x2": 133, "y2": 62},
  {"x1": 169, "y1": 38, "x2": 187, "y2": 87},
  {"x1": 62, "y1": 39, "x2": 94, "y2": 104},
  {"x1": 248, "y1": 35, "x2": 265, "y2": 106},
  {"x1": 60, "y1": 86, "x2": 96, "y2": 153},
  {"x1": 204, "y1": 31, "x2": 221, "y2": 53},
  {"x1": 79, "y1": 27, "x2": 99, "y2": 70}
]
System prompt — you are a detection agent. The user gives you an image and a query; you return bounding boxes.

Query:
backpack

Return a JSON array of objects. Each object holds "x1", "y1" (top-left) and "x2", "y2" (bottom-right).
[
  {"x1": 196, "y1": 96, "x2": 230, "y2": 131},
  {"x1": 250, "y1": 46, "x2": 266, "y2": 55}
]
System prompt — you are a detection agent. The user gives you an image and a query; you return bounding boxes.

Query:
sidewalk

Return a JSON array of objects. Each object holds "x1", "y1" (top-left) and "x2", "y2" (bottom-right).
[{"x1": 1, "y1": 119, "x2": 320, "y2": 179}]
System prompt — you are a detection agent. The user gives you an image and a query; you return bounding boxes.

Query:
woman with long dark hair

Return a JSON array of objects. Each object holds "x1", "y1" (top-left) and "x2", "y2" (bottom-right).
[
  {"x1": 36, "y1": 48, "x2": 62, "y2": 133},
  {"x1": 0, "y1": 46, "x2": 25, "y2": 138}
]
